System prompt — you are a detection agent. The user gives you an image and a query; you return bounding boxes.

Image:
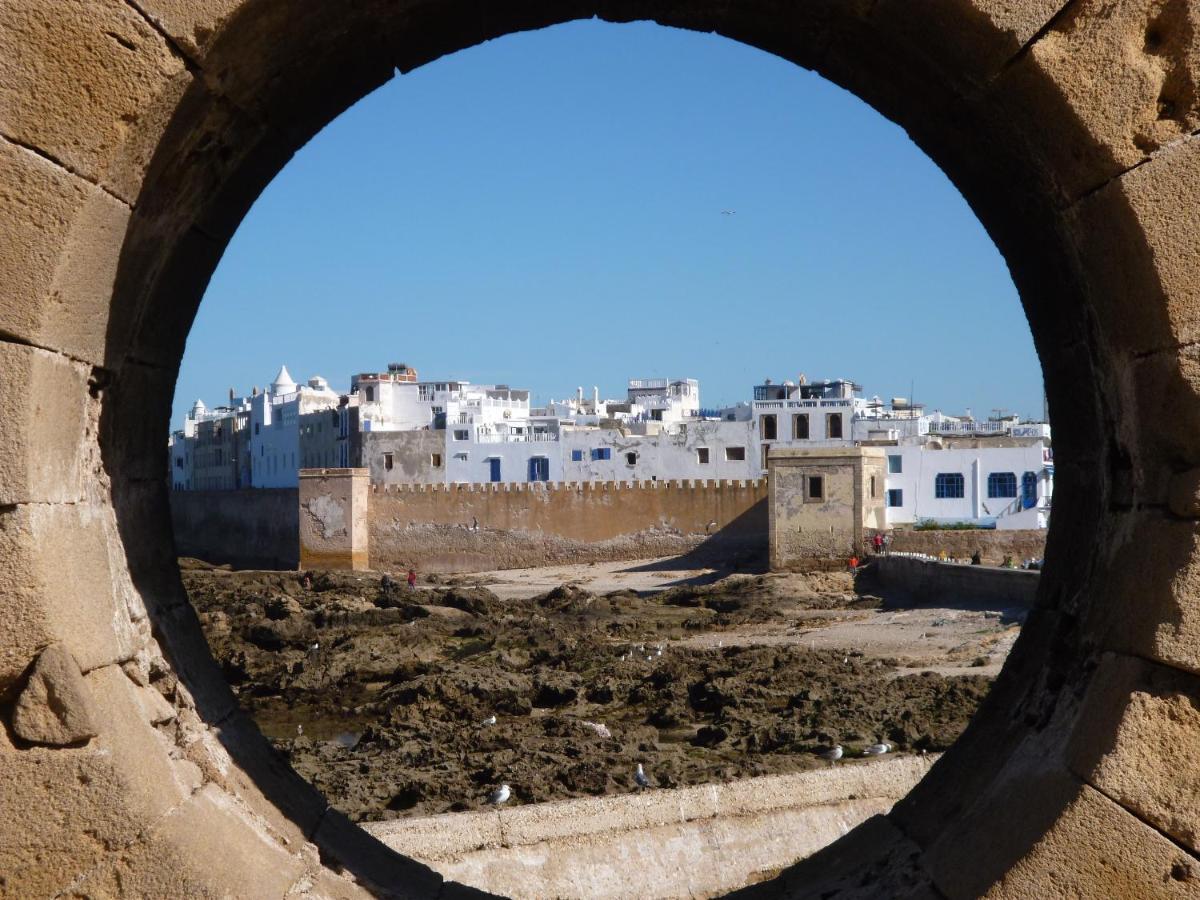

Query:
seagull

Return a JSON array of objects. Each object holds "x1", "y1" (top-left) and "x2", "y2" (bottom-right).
[
  {"x1": 817, "y1": 745, "x2": 844, "y2": 765},
  {"x1": 296, "y1": 724, "x2": 303, "y2": 736},
  {"x1": 488, "y1": 784, "x2": 511, "y2": 805},
  {"x1": 720, "y1": 209, "x2": 736, "y2": 215},
  {"x1": 635, "y1": 763, "x2": 650, "y2": 788},
  {"x1": 862, "y1": 743, "x2": 892, "y2": 756},
  {"x1": 480, "y1": 714, "x2": 497, "y2": 727},
  {"x1": 307, "y1": 642, "x2": 320, "y2": 655}
]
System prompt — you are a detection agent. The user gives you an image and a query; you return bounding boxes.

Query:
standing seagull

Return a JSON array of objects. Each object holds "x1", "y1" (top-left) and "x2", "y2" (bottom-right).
[
  {"x1": 862, "y1": 742, "x2": 892, "y2": 756},
  {"x1": 635, "y1": 763, "x2": 651, "y2": 789},
  {"x1": 817, "y1": 745, "x2": 844, "y2": 766},
  {"x1": 487, "y1": 784, "x2": 511, "y2": 805}
]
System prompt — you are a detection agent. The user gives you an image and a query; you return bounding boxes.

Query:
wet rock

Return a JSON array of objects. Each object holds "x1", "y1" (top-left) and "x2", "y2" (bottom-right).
[{"x1": 12, "y1": 643, "x2": 98, "y2": 746}]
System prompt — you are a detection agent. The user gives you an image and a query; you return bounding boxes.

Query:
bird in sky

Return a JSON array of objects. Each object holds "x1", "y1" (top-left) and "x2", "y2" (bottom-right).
[
  {"x1": 817, "y1": 745, "x2": 844, "y2": 765},
  {"x1": 488, "y1": 784, "x2": 511, "y2": 805},
  {"x1": 720, "y1": 209, "x2": 736, "y2": 215},
  {"x1": 862, "y1": 743, "x2": 892, "y2": 756},
  {"x1": 635, "y1": 763, "x2": 650, "y2": 789}
]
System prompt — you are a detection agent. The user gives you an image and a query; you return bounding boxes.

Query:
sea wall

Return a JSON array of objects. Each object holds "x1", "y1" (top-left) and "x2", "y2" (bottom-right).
[
  {"x1": 169, "y1": 488, "x2": 298, "y2": 569},
  {"x1": 364, "y1": 755, "x2": 936, "y2": 900},
  {"x1": 865, "y1": 556, "x2": 1040, "y2": 609},
  {"x1": 368, "y1": 479, "x2": 768, "y2": 573},
  {"x1": 888, "y1": 527, "x2": 1046, "y2": 564}
]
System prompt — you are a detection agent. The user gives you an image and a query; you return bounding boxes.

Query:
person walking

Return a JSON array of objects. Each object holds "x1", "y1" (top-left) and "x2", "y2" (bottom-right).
[
  {"x1": 406, "y1": 568, "x2": 417, "y2": 590},
  {"x1": 872, "y1": 533, "x2": 884, "y2": 555}
]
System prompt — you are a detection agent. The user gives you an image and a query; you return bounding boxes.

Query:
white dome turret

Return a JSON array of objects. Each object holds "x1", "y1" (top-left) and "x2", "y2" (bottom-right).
[
  {"x1": 188, "y1": 398, "x2": 207, "y2": 420},
  {"x1": 271, "y1": 365, "x2": 297, "y2": 395}
]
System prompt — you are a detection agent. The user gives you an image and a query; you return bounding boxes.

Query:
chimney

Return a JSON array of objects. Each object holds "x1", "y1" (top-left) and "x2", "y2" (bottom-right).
[
  {"x1": 593, "y1": 386, "x2": 599, "y2": 410},
  {"x1": 577, "y1": 386, "x2": 583, "y2": 404}
]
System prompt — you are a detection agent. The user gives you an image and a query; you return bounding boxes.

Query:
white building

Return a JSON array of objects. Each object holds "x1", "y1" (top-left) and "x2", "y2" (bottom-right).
[{"x1": 171, "y1": 361, "x2": 1053, "y2": 531}]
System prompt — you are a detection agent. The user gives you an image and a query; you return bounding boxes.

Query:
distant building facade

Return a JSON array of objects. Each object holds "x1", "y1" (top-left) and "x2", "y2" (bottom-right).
[{"x1": 170, "y1": 364, "x2": 1052, "y2": 530}]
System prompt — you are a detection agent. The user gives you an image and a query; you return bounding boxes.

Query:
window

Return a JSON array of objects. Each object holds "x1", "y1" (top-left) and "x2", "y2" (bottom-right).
[
  {"x1": 987, "y1": 471, "x2": 1018, "y2": 498},
  {"x1": 935, "y1": 473, "x2": 965, "y2": 499},
  {"x1": 697, "y1": 447, "x2": 710, "y2": 464},
  {"x1": 453, "y1": 429, "x2": 469, "y2": 441},
  {"x1": 725, "y1": 446, "x2": 746, "y2": 461},
  {"x1": 826, "y1": 413, "x2": 843, "y2": 439},
  {"x1": 888, "y1": 454, "x2": 902, "y2": 474},
  {"x1": 431, "y1": 453, "x2": 442, "y2": 468},
  {"x1": 760, "y1": 414, "x2": 777, "y2": 440},
  {"x1": 793, "y1": 414, "x2": 809, "y2": 440},
  {"x1": 807, "y1": 475, "x2": 825, "y2": 501},
  {"x1": 869, "y1": 475, "x2": 877, "y2": 498},
  {"x1": 1022, "y1": 471, "x2": 1038, "y2": 509},
  {"x1": 365, "y1": 386, "x2": 374, "y2": 402},
  {"x1": 488, "y1": 458, "x2": 502, "y2": 482},
  {"x1": 254, "y1": 422, "x2": 260, "y2": 435},
  {"x1": 591, "y1": 448, "x2": 611, "y2": 461},
  {"x1": 625, "y1": 452, "x2": 637, "y2": 466},
  {"x1": 887, "y1": 488, "x2": 904, "y2": 508},
  {"x1": 384, "y1": 452, "x2": 393, "y2": 471},
  {"x1": 528, "y1": 457, "x2": 550, "y2": 482},
  {"x1": 571, "y1": 449, "x2": 583, "y2": 462},
  {"x1": 453, "y1": 452, "x2": 468, "y2": 462}
]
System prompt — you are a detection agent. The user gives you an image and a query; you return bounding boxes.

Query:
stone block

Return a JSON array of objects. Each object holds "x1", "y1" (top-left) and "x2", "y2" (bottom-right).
[
  {"x1": 12, "y1": 643, "x2": 98, "y2": 745},
  {"x1": 0, "y1": 0, "x2": 186, "y2": 200},
  {"x1": 0, "y1": 501, "x2": 141, "y2": 689},
  {"x1": 71, "y1": 783, "x2": 307, "y2": 899},
  {"x1": 979, "y1": 783, "x2": 1197, "y2": 898},
  {"x1": 1070, "y1": 135, "x2": 1200, "y2": 356},
  {"x1": 1069, "y1": 652, "x2": 1200, "y2": 855},
  {"x1": 870, "y1": 0, "x2": 1065, "y2": 88},
  {"x1": 0, "y1": 342, "x2": 93, "y2": 506},
  {"x1": 1003, "y1": 0, "x2": 1200, "y2": 201},
  {"x1": 85, "y1": 664, "x2": 199, "y2": 823},
  {"x1": 0, "y1": 746, "x2": 142, "y2": 898},
  {"x1": 128, "y1": 0, "x2": 248, "y2": 62},
  {"x1": 0, "y1": 137, "x2": 131, "y2": 365},
  {"x1": 1094, "y1": 512, "x2": 1200, "y2": 675}
]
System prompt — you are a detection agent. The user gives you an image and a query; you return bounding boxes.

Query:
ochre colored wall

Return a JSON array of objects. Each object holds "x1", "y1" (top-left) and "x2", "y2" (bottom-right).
[
  {"x1": 368, "y1": 479, "x2": 767, "y2": 573},
  {"x1": 889, "y1": 528, "x2": 1047, "y2": 565}
]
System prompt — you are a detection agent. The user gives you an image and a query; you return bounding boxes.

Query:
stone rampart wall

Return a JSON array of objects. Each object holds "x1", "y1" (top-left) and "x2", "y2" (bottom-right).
[
  {"x1": 888, "y1": 528, "x2": 1047, "y2": 564},
  {"x1": 864, "y1": 556, "x2": 1040, "y2": 610},
  {"x1": 368, "y1": 479, "x2": 768, "y2": 573},
  {"x1": 170, "y1": 488, "x2": 298, "y2": 570}
]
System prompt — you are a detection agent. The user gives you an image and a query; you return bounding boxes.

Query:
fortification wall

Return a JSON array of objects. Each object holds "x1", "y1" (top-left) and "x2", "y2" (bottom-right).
[
  {"x1": 169, "y1": 488, "x2": 298, "y2": 569},
  {"x1": 864, "y1": 556, "x2": 1040, "y2": 610},
  {"x1": 365, "y1": 755, "x2": 936, "y2": 900},
  {"x1": 368, "y1": 478, "x2": 768, "y2": 573},
  {"x1": 889, "y1": 527, "x2": 1046, "y2": 564}
]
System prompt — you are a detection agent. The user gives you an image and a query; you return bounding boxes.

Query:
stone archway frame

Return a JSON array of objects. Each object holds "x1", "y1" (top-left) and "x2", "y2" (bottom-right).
[{"x1": 3, "y1": 0, "x2": 1200, "y2": 896}]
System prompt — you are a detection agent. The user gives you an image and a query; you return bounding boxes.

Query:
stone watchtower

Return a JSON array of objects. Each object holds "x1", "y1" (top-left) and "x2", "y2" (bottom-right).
[{"x1": 768, "y1": 447, "x2": 886, "y2": 570}]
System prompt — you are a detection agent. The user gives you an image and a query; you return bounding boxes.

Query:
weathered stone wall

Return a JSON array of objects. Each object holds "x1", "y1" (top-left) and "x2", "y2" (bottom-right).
[
  {"x1": 361, "y1": 430, "x2": 444, "y2": 485},
  {"x1": 769, "y1": 448, "x2": 887, "y2": 570},
  {"x1": 864, "y1": 556, "x2": 1040, "y2": 610},
  {"x1": 6, "y1": 0, "x2": 1200, "y2": 897},
  {"x1": 365, "y1": 755, "x2": 936, "y2": 899},
  {"x1": 170, "y1": 488, "x2": 299, "y2": 569},
  {"x1": 299, "y1": 468, "x2": 370, "y2": 571},
  {"x1": 369, "y1": 479, "x2": 768, "y2": 573},
  {"x1": 888, "y1": 527, "x2": 1047, "y2": 565}
]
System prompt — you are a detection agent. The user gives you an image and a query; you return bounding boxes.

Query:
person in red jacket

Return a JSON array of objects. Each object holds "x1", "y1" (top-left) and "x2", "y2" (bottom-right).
[{"x1": 406, "y1": 568, "x2": 417, "y2": 590}]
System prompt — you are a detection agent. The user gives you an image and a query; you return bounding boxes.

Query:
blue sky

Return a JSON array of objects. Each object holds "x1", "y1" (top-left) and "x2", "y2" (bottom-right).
[{"x1": 174, "y1": 19, "x2": 1043, "y2": 427}]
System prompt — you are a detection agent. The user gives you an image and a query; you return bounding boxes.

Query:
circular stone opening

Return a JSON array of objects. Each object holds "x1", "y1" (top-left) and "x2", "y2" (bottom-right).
[{"x1": 7, "y1": 1, "x2": 1200, "y2": 896}]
